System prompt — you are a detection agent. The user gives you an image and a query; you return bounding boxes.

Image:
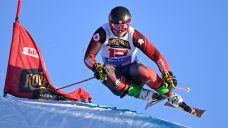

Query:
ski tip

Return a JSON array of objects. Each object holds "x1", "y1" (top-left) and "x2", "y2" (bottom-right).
[
  {"x1": 195, "y1": 109, "x2": 207, "y2": 118},
  {"x1": 164, "y1": 102, "x2": 206, "y2": 118},
  {"x1": 164, "y1": 102, "x2": 174, "y2": 107},
  {"x1": 145, "y1": 104, "x2": 150, "y2": 110}
]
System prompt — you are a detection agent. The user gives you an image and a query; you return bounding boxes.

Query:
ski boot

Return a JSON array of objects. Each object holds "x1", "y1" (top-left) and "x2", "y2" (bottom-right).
[
  {"x1": 167, "y1": 93, "x2": 183, "y2": 106},
  {"x1": 127, "y1": 83, "x2": 165, "y2": 102}
]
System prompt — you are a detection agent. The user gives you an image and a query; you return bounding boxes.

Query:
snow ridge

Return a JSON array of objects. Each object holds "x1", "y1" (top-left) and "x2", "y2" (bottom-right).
[{"x1": 0, "y1": 96, "x2": 189, "y2": 128}]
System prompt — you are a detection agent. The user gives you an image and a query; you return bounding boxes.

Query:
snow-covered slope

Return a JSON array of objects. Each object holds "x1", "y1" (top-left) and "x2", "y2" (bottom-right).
[{"x1": 0, "y1": 95, "x2": 188, "y2": 128}]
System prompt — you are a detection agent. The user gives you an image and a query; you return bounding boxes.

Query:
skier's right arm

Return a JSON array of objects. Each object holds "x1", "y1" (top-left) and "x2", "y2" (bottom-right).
[{"x1": 84, "y1": 27, "x2": 106, "y2": 70}]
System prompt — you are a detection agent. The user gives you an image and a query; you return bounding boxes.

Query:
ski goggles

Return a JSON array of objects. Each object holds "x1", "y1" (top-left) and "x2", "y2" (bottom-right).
[{"x1": 110, "y1": 23, "x2": 130, "y2": 32}]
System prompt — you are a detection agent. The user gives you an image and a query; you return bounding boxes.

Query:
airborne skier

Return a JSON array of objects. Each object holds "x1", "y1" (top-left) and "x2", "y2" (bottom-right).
[{"x1": 84, "y1": 6, "x2": 183, "y2": 107}]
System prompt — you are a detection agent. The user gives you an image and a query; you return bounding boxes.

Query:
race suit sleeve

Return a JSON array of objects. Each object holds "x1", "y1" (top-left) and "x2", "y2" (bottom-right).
[
  {"x1": 133, "y1": 29, "x2": 170, "y2": 73},
  {"x1": 84, "y1": 27, "x2": 106, "y2": 71}
]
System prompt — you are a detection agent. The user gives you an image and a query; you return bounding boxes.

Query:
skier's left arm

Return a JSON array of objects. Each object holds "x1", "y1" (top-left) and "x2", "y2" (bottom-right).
[
  {"x1": 133, "y1": 29, "x2": 177, "y2": 95},
  {"x1": 133, "y1": 29, "x2": 170, "y2": 73}
]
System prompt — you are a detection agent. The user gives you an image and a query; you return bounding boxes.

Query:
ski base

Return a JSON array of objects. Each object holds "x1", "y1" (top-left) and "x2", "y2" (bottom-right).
[
  {"x1": 145, "y1": 94, "x2": 167, "y2": 110},
  {"x1": 164, "y1": 102, "x2": 206, "y2": 118}
]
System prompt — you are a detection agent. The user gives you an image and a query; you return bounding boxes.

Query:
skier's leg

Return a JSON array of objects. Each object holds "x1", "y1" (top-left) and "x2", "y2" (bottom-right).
[
  {"x1": 119, "y1": 61, "x2": 163, "y2": 101},
  {"x1": 125, "y1": 62, "x2": 184, "y2": 105},
  {"x1": 128, "y1": 61, "x2": 164, "y2": 92},
  {"x1": 101, "y1": 64, "x2": 130, "y2": 97},
  {"x1": 101, "y1": 63, "x2": 157, "y2": 100},
  {"x1": 100, "y1": 62, "x2": 180, "y2": 103}
]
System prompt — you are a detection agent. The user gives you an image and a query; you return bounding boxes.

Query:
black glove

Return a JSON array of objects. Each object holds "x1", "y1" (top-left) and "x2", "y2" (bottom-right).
[
  {"x1": 162, "y1": 71, "x2": 177, "y2": 90},
  {"x1": 93, "y1": 63, "x2": 109, "y2": 80}
]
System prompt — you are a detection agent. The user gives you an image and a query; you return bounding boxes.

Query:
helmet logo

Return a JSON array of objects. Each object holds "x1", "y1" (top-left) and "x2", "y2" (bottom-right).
[{"x1": 119, "y1": 21, "x2": 123, "y2": 24}]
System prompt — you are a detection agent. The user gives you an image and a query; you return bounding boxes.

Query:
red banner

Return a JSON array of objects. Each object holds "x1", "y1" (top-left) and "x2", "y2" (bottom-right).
[{"x1": 4, "y1": 0, "x2": 92, "y2": 103}]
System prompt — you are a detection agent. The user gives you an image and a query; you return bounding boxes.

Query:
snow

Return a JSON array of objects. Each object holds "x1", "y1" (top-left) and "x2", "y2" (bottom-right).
[{"x1": 0, "y1": 95, "x2": 189, "y2": 128}]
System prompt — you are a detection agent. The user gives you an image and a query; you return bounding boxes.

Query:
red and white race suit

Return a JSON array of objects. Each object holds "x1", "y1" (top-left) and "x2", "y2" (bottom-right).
[{"x1": 84, "y1": 23, "x2": 170, "y2": 97}]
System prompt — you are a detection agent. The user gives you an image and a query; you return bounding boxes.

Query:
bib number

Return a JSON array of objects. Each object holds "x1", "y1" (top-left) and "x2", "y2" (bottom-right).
[{"x1": 109, "y1": 48, "x2": 128, "y2": 57}]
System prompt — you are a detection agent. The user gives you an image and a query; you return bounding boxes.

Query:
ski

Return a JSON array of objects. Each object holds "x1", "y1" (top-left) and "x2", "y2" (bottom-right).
[
  {"x1": 164, "y1": 101, "x2": 206, "y2": 118},
  {"x1": 145, "y1": 94, "x2": 167, "y2": 110}
]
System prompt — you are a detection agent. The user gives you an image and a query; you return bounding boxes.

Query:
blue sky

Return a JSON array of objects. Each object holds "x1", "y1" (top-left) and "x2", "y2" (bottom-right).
[{"x1": 0, "y1": 0, "x2": 227, "y2": 128}]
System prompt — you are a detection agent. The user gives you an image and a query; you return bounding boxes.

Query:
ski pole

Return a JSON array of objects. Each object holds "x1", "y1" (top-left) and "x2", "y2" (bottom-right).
[
  {"x1": 176, "y1": 86, "x2": 190, "y2": 92},
  {"x1": 56, "y1": 76, "x2": 95, "y2": 90}
]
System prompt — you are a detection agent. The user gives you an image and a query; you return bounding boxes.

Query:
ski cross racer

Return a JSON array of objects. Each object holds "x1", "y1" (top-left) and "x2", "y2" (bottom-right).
[{"x1": 84, "y1": 6, "x2": 183, "y2": 106}]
